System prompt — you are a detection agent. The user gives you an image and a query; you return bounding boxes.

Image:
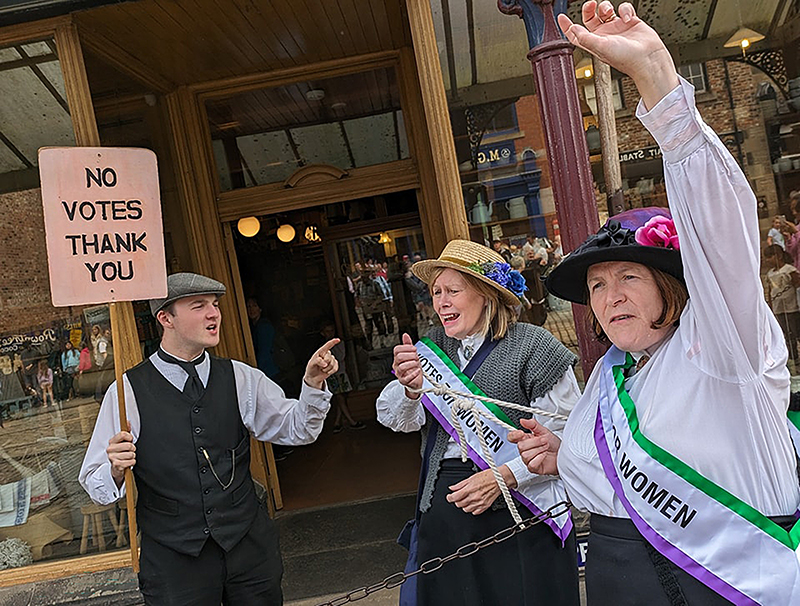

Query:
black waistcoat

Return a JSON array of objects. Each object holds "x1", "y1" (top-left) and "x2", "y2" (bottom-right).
[{"x1": 127, "y1": 355, "x2": 259, "y2": 556}]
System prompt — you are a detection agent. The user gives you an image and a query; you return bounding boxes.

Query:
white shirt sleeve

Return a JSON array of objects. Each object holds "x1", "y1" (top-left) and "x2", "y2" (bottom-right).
[
  {"x1": 376, "y1": 379, "x2": 427, "y2": 432},
  {"x1": 505, "y1": 367, "x2": 581, "y2": 489},
  {"x1": 78, "y1": 376, "x2": 140, "y2": 505},
  {"x1": 233, "y1": 361, "x2": 332, "y2": 445},
  {"x1": 637, "y1": 77, "x2": 771, "y2": 380}
]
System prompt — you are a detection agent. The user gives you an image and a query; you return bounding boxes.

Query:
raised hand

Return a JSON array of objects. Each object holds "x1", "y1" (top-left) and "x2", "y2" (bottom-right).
[
  {"x1": 392, "y1": 333, "x2": 423, "y2": 399},
  {"x1": 508, "y1": 417, "x2": 561, "y2": 476},
  {"x1": 558, "y1": 1, "x2": 679, "y2": 109},
  {"x1": 304, "y1": 338, "x2": 340, "y2": 390}
]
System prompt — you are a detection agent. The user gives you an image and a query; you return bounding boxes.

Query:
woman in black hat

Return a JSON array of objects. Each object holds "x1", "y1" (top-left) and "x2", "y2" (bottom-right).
[
  {"x1": 513, "y1": 3, "x2": 800, "y2": 604},
  {"x1": 377, "y1": 239, "x2": 581, "y2": 605}
]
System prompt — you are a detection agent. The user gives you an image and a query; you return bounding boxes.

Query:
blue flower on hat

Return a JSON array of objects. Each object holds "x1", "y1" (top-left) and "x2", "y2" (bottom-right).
[
  {"x1": 482, "y1": 262, "x2": 511, "y2": 288},
  {"x1": 507, "y1": 271, "x2": 528, "y2": 298}
]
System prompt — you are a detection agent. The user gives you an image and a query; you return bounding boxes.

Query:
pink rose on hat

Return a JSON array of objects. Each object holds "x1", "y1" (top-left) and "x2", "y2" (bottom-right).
[{"x1": 635, "y1": 215, "x2": 680, "y2": 250}]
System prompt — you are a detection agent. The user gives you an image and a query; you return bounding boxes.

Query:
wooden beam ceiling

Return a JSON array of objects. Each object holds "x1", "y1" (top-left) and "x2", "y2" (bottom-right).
[{"x1": 73, "y1": 0, "x2": 411, "y2": 94}]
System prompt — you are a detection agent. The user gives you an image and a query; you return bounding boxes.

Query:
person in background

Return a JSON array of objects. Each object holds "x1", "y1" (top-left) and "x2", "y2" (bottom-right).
[
  {"x1": 356, "y1": 267, "x2": 388, "y2": 348},
  {"x1": 492, "y1": 239, "x2": 513, "y2": 262},
  {"x1": 92, "y1": 325, "x2": 110, "y2": 370},
  {"x1": 511, "y1": 256, "x2": 547, "y2": 326},
  {"x1": 37, "y1": 359, "x2": 55, "y2": 409},
  {"x1": 548, "y1": 234, "x2": 564, "y2": 265},
  {"x1": 77, "y1": 339, "x2": 92, "y2": 378},
  {"x1": 103, "y1": 327, "x2": 114, "y2": 363},
  {"x1": 246, "y1": 297, "x2": 280, "y2": 380},
  {"x1": 768, "y1": 215, "x2": 787, "y2": 250},
  {"x1": 405, "y1": 260, "x2": 436, "y2": 329},
  {"x1": 522, "y1": 235, "x2": 548, "y2": 267},
  {"x1": 20, "y1": 340, "x2": 38, "y2": 392},
  {"x1": 60, "y1": 340, "x2": 79, "y2": 401},
  {"x1": 764, "y1": 244, "x2": 800, "y2": 368},
  {"x1": 320, "y1": 321, "x2": 364, "y2": 432}
]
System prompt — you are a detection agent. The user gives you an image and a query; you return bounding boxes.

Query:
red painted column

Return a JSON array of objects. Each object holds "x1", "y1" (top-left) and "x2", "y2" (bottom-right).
[{"x1": 500, "y1": 0, "x2": 607, "y2": 376}]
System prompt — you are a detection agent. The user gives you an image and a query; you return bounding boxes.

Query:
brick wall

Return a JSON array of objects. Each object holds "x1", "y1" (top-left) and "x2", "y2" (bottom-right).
[
  {"x1": 614, "y1": 59, "x2": 779, "y2": 217},
  {"x1": 0, "y1": 188, "x2": 73, "y2": 335},
  {"x1": 514, "y1": 93, "x2": 552, "y2": 191}
]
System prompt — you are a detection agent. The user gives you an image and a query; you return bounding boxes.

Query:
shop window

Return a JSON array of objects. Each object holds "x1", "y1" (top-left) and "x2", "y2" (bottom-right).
[
  {"x1": 205, "y1": 67, "x2": 409, "y2": 192},
  {"x1": 483, "y1": 103, "x2": 520, "y2": 138},
  {"x1": 582, "y1": 79, "x2": 624, "y2": 115},
  {"x1": 0, "y1": 37, "x2": 160, "y2": 572},
  {"x1": 678, "y1": 63, "x2": 708, "y2": 94},
  {"x1": 0, "y1": 39, "x2": 75, "y2": 194}
]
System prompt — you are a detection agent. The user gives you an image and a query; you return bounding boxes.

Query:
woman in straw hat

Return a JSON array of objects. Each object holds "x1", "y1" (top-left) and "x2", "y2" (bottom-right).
[
  {"x1": 513, "y1": 3, "x2": 800, "y2": 604},
  {"x1": 377, "y1": 240, "x2": 581, "y2": 605}
]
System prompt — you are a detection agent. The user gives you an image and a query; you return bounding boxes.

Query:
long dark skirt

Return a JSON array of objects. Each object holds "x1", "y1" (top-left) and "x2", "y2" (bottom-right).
[
  {"x1": 416, "y1": 460, "x2": 580, "y2": 606},
  {"x1": 587, "y1": 514, "x2": 797, "y2": 605}
]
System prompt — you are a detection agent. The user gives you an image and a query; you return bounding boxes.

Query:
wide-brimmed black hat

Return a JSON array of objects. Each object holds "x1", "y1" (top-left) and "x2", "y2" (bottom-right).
[
  {"x1": 149, "y1": 273, "x2": 227, "y2": 316},
  {"x1": 545, "y1": 207, "x2": 684, "y2": 304}
]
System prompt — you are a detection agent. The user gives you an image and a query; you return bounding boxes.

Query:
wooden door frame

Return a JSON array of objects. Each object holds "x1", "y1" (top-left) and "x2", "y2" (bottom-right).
[{"x1": 0, "y1": 0, "x2": 473, "y2": 586}]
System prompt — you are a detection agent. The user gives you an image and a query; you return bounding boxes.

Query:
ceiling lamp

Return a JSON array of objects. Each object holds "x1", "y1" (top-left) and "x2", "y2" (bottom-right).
[
  {"x1": 378, "y1": 232, "x2": 392, "y2": 244},
  {"x1": 237, "y1": 216, "x2": 260, "y2": 237},
  {"x1": 575, "y1": 57, "x2": 593, "y2": 79},
  {"x1": 276, "y1": 223, "x2": 296, "y2": 243},
  {"x1": 724, "y1": 27, "x2": 765, "y2": 57},
  {"x1": 305, "y1": 89, "x2": 325, "y2": 101},
  {"x1": 304, "y1": 224, "x2": 322, "y2": 243}
]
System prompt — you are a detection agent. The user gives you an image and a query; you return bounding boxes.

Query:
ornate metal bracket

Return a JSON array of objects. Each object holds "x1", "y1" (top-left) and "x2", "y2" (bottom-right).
[
  {"x1": 729, "y1": 49, "x2": 788, "y2": 99},
  {"x1": 497, "y1": 0, "x2": 571, "y2": 48}
]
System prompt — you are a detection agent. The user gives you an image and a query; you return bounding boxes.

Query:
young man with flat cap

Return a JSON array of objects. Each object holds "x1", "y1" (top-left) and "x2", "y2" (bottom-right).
[{"x1": 79, "y1": 272, "x2": 340, "y2": 605}]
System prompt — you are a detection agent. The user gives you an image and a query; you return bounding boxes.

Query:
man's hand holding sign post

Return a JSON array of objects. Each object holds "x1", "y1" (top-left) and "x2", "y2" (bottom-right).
[{"x1": 39, "y1": 147, "x2": 168, "y2": 572}]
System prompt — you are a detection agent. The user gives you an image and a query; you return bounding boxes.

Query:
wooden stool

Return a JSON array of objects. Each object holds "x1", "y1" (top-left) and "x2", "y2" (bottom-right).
[
  {"x1": 79, "y1": 503, "x2": 119, "y2": 554},
  {"x1": 116, "y1": 499, "x2": 128, "y2": 547}
]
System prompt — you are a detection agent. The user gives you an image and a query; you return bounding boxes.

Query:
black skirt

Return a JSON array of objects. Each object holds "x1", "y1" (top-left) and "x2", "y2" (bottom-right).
[
  {"x1": 416, "y1": 459, "x2": 580, "y2": 606},
  {"x1": 587, "y1": 514, "x2": 797, "y2": 605}
]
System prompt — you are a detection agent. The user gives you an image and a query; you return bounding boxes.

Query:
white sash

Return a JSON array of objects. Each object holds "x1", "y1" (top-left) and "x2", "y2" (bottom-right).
[
  {"x1": 596, "y1": 346, "x2": 800, "y2": 605},
  {"x1": 416, "y1": 337, "x2": 572, "y2": 542},
  {"x1": 788, "y1": 411, "x2": 800, "y2": 460}
]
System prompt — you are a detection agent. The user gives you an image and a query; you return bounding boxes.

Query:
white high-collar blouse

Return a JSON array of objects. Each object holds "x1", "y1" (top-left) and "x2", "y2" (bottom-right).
[{"x1": 558, "y1": 77, "x2": 800, "y2": 517}]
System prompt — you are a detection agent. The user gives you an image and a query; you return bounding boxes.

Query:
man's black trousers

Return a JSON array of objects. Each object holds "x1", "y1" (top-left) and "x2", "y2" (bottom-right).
[{"x1": 138, "y1": 505, "x2": 283, "y2": 605}]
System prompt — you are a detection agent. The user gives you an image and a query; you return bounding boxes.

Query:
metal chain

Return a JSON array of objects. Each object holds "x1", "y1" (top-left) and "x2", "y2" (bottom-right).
[{"x1": 314, "y1": 500, "x2": 572, "y2": 606}]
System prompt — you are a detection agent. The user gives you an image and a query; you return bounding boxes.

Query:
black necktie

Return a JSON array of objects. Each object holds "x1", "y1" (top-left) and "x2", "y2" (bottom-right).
[{"x1": 157, "y1": 349, "x2": 205, "y2": 400}]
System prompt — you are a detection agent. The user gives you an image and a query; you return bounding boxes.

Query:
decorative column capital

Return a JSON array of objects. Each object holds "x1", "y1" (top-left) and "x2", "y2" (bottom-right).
[{"x1": 497, "y1": 0, "x2": 571, "y2": 48}]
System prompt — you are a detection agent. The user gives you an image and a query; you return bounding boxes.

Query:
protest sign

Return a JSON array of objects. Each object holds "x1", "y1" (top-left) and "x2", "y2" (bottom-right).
[{"x1": 39, "y1": 147, "x2": 167, "y2": 305}]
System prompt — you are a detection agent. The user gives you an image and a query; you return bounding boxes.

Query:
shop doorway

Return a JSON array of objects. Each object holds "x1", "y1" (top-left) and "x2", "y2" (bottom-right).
[{"x1": 231, "y1": 189, "x2": 438, "y2": 510}]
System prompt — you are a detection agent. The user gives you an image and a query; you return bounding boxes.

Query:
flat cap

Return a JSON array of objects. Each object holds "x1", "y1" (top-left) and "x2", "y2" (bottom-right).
[{"x1": 150, "y1": 272, "x2": 226, "y2": 316}]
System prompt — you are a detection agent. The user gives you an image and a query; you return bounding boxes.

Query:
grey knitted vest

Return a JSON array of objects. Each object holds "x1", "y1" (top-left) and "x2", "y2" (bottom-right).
[{"x1": 418, "y1": 323, "x2": 577, "y2": 513}]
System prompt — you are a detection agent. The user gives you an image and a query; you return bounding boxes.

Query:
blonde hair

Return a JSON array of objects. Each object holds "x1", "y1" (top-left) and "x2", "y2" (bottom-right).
[
  {"x1": 429, "y1": 267, "x2": 517, "y2": 339},
  {"x1": 586, "y1": 266, "x2": 688, "y2": 343}
]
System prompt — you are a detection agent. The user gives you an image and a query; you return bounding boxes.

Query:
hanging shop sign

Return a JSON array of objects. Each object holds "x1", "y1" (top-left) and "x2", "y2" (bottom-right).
[
  {"x1": 39, "y1": 147, "x2": 168, "y2": 306},
  {"x1": 477, "y1": 141, "x2": 515, "y2": 168}
]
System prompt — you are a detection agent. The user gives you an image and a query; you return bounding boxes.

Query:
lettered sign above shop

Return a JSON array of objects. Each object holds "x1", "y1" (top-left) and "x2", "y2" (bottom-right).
[
  {"x1": 618, "y1": 146, "x2": 662, "y2": 164},
  {"x1": 39, "y1": 147, "x2": 168, "y2": 306}
]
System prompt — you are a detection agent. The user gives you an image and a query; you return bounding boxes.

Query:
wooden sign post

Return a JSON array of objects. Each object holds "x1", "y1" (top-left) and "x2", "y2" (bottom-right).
[{"x1": 39, "y1": 147, "x2": 168, "y2": 572}]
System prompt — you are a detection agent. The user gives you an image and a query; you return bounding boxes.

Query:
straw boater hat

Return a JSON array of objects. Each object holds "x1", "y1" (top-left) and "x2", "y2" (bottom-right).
[
  {"x1": 545, "y1": 207, "x2": 684, "y2": 305},
  {"x1": 412, "y1": 240, "x2": 527, "y2": 307},
  {"x1": 149, "y1": 273, "x2": 227, "y2": 317}
]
